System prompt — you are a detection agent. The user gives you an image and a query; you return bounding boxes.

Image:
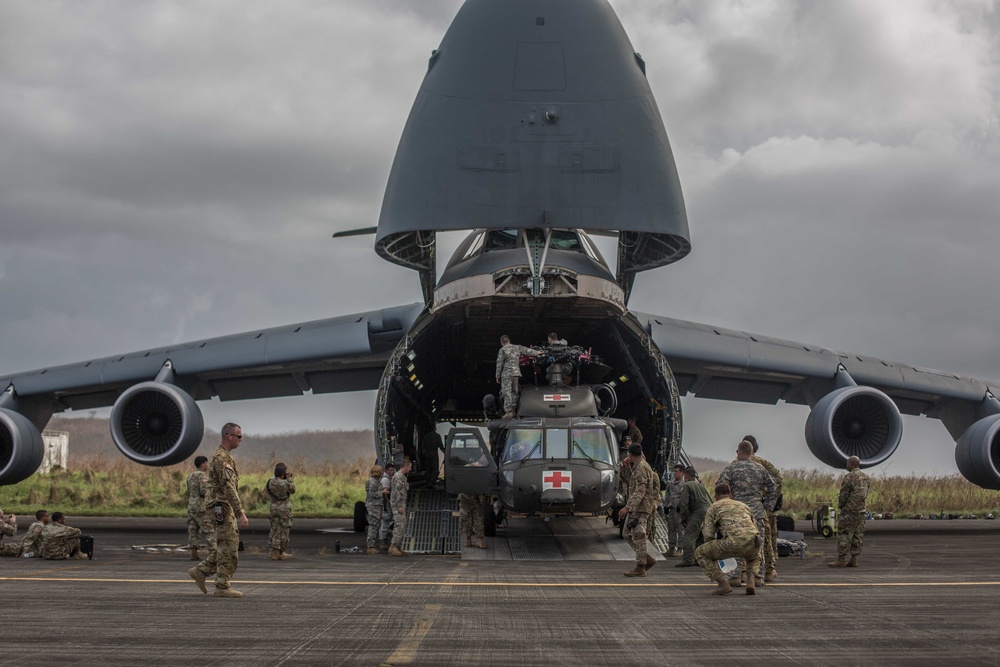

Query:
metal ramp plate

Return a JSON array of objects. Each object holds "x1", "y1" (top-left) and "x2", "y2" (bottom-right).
[
  {"x1": 402, "y1": 489, "x2": 461, "y2": 554},
  {"x1": 651, "y1": 510, "x2": 670, "y2": 554}
]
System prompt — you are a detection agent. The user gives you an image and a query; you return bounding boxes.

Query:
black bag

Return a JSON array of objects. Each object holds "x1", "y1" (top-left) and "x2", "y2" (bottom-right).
[
  {"x1": 776, "y1": 515, "x2": 796, "y2": 532},
  {"x1": 773, "y1": 492, "x2": 784, "y2": 512},
  {"x1": 79, "y1": 535, "x2": 94, "y2": 559}
]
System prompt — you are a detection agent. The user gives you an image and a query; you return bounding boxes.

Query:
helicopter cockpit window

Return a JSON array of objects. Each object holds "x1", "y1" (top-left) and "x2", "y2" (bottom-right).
[
  {"x1": 450, "y1": 433, "x2": 489, "y2": 468},
  {"x1": 545, "y1": 428, "x2": 569, "y2": 459},
  {"x1": 571, "y1": 428, "x2": 614, "y2": 465},
  {"x1": 503, "y1": 428, "x2": 543, "y2": 463},
  {"x1": 485, "y1": 230, "x2": 519, "y2": 251}
]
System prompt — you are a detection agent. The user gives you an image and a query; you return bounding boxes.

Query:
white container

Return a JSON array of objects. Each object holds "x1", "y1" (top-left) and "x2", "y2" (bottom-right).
[{"x1": 718, "y1": 557, "x2": 738, "y2": 575}]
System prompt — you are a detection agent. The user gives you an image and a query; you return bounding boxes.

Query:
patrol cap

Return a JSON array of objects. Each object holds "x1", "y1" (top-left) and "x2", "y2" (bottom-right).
[
  {"x1": 622, "y1": 435, "x2": 632, "y2": 443},
  {"x1": 627, "y1": 443, "x2": 643, "y2": 456}
]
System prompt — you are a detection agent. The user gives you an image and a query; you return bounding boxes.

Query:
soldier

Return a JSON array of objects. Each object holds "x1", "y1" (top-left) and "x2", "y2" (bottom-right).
[
  {"x1": 39, "y1": 512, "x2": 87, "y2": 560},
  {"x1": 265, "y1": 462, "x2": 295, "y2": 560},
  {"x1": 695, "y1": 482, "x2": 763, "y2": 595},
  {"x1": 625, "y1": 417, "x2": 643, "y2": 448},
  {"x1": 829, "y1": 455, "x2": 871, "y2": 568},
  {"x1": 743, "y1": 434, "x2": 784, "y2": 582},
  {"x1": 0, "y1": 509, "x2": 17, "y2": 557},
  {"x1": 459, "y1": 493, "x2": 486, "y2": 549},
  {"x1": 617, "y1": 443, "x2": 659, "y2": 577},
  {"x1": 421, "y1": 429, "x2": 444, "y2": 487},
  {"x1": 546, "y1": 332, "x2": 567, "y2": 346},
  {"x1": 365, "y1": 465, "x2": 384, "y2": 555},
  {"x1": 388, "y1": 457, "x2": 412, "y2": 556},
  {"x1": 675, "y1": 467, "x2": 713, "y2": 568},
  {"x1": 717, "y1": 439, "x2": 776, "y2": 586},
  {"x1": 186, "y1": 455, "x2": 214, "y2": 562},
  {"x1": 17, "y1": 509, "x2": 49, "y2": 557},
  {"x1": 495, "y1": 334, "x2": 542, "y2": 419},
  {"x1": 663, "y1": 464, "x2": 685, "y2": 556},
  {"x1": 379, "y1": 463, "x2": 395, "y2": 551},
  {"x1": 189, "y1": 422, "x2": 249, "y2": 599}
]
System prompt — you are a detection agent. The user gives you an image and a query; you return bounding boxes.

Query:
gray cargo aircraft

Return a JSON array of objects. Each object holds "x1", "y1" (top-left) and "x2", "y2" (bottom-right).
[{"x1": 2, "y1": 0, "x2": 999, "y2": 492}]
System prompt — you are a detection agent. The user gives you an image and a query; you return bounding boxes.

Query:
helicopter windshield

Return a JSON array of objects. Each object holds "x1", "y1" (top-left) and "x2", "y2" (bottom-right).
[
  {"x1": 503, "y1": 428, "x2": 543, "y2": 464},
  {"x1": 571, "y1": 428, "x2": 614, "y2": 465}
]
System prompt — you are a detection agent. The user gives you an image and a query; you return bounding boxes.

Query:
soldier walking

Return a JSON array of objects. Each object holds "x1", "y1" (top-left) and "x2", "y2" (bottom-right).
[
  {"x1": 388, "y1": 458, "x2": 412, "y2": 556},
  {"x1": 675, "y1": 467, "x2": 712, "y2": 568},
  {"x1": 459, "y1": 493, "x2": 486, "y2": 549},
  {"x1": 617, "y1": 443, "x2": 659, "y2": 577},
  {"x1": 495, "y1": 335, "x2": 542, "y2": 419},
  {"x1": 189, "y1": 422, "x2": 249, "y2": 598},
  {"x1": 694, "y1": 483, "x2": 763, "y2": 595},
  {"x1": 663, "y1": 464, "x2": 685, "y2": 556},
  {"x1": 828, "y1": 455, "x2": 871, "y2": 568},
  {"x1": 717, "y1": 440, "x2": 776, "y2": 586},
  {"x1": 365, "y1": 465, "x2": 384, "y2": 555},
  {"x1": 186, "y1": 456, "x2": 214, "y2": 561},
  {"x1": 265, "y1": 462, "x2": 295, "y2": 560},
  {"x1": 744, "y1": 434, "x2": 783, "y2": 581}
]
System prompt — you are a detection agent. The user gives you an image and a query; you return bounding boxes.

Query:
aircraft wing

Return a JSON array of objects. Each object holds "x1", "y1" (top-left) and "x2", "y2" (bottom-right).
[{"x1": 633, "y1": 311, "x2": 1000, "y2": 487}]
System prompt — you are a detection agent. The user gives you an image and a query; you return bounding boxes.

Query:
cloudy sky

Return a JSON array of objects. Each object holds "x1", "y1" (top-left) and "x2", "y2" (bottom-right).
[{"x1": 1, "y1": 0, "x2": 998, "y2": 476}]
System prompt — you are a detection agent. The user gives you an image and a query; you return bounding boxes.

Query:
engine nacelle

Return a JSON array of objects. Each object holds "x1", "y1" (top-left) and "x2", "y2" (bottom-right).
[
  {"x1": 0, "y1": 408, "x2": 45, "y2": 485},
  {"x1": 110, "y1": 382, "x2": 204, "y2": 466},
  {"x1": 955, "y1": 414, "x2": 1000, "y2": 490},
  {"x1": 805, "y1": 386, "x2": 903, "y2": 468}
]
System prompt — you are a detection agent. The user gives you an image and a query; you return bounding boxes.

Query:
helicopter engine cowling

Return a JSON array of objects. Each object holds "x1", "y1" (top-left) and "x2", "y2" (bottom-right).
[
  {"x1": 804, "y1": 385, "x2": 902, "y2": 468},
  {"x1": 955, "y1": 414, "x2": 1000, "y2": 490},
  {"x1": 0, "y1": 408, "x2": 45, "y2": 485},
  {"x1": 110, "y1": 382, "x2": 204, "y2": 466}
]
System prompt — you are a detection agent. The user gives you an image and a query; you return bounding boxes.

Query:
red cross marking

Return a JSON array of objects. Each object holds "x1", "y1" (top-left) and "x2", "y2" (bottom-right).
[
  {"x1": 544, "y1": 394, "x2": 571, "y2": 402},
  {"x1": 544, "y1": 471, "x2": 571, "y2": 488}
]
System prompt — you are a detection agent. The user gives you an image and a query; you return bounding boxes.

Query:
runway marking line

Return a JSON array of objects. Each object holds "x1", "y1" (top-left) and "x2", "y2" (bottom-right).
[{"x1": 3, "y1": 577, "x2": 1000, "y2": 588}]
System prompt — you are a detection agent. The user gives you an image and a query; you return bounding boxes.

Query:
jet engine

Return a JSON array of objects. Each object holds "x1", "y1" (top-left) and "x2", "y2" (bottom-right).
[
  {"x1": 804, "y1": 386, "x2": 903, "y2": 468},
  {"x1": 109, "y1": 382, "x2": 204, "y2": 466},
  {"x1": 955, "y1": 415, "x2": 1000, "y2": 490},
  {"x1": 0, "y1": 408, "x2": 45, "y2": 485}
]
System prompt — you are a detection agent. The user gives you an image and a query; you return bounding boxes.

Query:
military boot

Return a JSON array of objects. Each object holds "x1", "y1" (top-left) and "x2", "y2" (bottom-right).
[
  {"x1": 623, "y1": 564, "x2": 646, "y2": 577},
  {"x1": 827, "y1": 556, "x2": 848, "y2": 568},
  {"x1": 476, "y1": 537, "x2": 486, "y2": 549},
  {"x1": 214, "y1": 588, "x2": 243, "y2": 598},
  {"x1": 645, "y1": 555, "x2": 656, "y2": 570},
  {"x1": 270, "y1": 549, "x2": 281, "y2": 560},
  {"x1": 190, "y1": 548, "x2": 200, "y2": 561},
  {"x1": 278, "y1": 550, "x2": 292, "y2": 560},
  {"x1": 188, "y1": 567, "x2": 208, "y2": 594},
  {"x1": 847, "y1": 555, "x2": 859, "y2": 567},
  {"x1": 367, "y1": 547, "x2": 380, "y2": 555},
  {"x1": 745, "y1": 578, "x2": 756, "y2": 596},
  {"x1": 712, "y1": 577, "x2": 733, "y2": 595},
  {"x1": 727, "y1": 576, "x2": 743, "y2": 587},
  {"x1": 764, "y1": 570, "x2": 777, "y2": 582},
  {"x1": 388, "y1": 544, "x2": 407, "y2": 557}
]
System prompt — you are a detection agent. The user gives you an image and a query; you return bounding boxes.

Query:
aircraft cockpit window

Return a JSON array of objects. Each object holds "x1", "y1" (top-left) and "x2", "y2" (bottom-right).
[
  {"x1": 545, "y1": 428, "x2": 569, "y2": 459},
  {"x1": 485, "y1": 230, "x2": 519, "y2": 251},
  {"x1": 571, "y1": 428, "x2": 613, "y2": 464},
  {"x1": 450, "y1": 434, "x2": 489, "y2": 467},
  {"x1": 462, "y1": 232, "x2": 486, "y2": 260},
  {"x1": 503, "y1": 428, "x2": 542, "y2": 463},
  {"x1": 549, "y1": 230, "x2": 580, "y2": 251}
]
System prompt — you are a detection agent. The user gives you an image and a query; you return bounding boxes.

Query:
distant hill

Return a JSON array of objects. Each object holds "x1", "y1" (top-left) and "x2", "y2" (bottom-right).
[{"x1": 48, "y1": 416, "x2": 375, "y2": 468}]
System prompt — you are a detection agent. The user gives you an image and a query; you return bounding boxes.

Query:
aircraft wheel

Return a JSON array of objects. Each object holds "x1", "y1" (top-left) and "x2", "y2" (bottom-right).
[
  {"x1": 484, "y1": 498, "x2": 497, "y2": 537},
  {"x1": 353, "y1": 501, "x2": 368, "y2": 533}
]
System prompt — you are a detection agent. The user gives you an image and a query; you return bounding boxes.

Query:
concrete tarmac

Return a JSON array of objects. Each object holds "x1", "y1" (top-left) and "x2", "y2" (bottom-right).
[{"x1": 1, "y1": 518, "x2": 999, "y2": 666}]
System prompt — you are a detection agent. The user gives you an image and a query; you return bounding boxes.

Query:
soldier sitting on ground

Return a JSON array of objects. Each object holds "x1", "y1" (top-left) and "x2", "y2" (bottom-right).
[
  {"x1": 0, "y1": 509, "x2": 18, "y2": 557},
  {"x1": 39, "y1": 512, "x2": 88, "y2": 560},
  {"x1": 17, "y1": 509, "x2": 50, "y2": 558}
]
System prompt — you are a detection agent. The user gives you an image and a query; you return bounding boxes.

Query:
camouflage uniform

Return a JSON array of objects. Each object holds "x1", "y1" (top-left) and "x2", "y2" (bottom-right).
[
  {"x1": 459, "y1": 493, "x2": 485, "y2": 545},
  {"x1": 196, "y1": 444, "x2": 244, "y2": 591},
  {"x1": 646, "y1": 470, "x2": 661, "y2": 543},
  {"x1": 0, "y1": 514, "x2": 18, "y2": 557},
  {"x1": 677, "y1": 478, "x2": 713, "y2": 565},
  {"x1": 750, "y1": 453, "x2": 783, "y2": 578},
  {"x1": 695, "y1": 498, "x2": 762, "y2": 581},
  {"x1": 186, "y1": 469, "x2": 215, "y2": 553},
  {"x1": 265, "y1": 476, "x2": 295, "y2": 553},
  {"x1": 495, "y1": 343, "x2": 535, "y2": 416},
  {"x1": 365, "y1": 476, "x2": 383, "y2": 549},
  {"x1": 625, "y1": 425, "x2": 643, "y2": 446},
  {"x1": 18, "y1": 520, "x2": 45, "y2": 557},
  {"x1": 39, "y1": 523, "x2": 82, "y2": 560},
  {"x1": 390, "y1": 469, "x2": 410, "y2": 548},
  {"x1": 837, "y1": 468, "x2": 871, "y2": 558},
  {"x1": 663, "y1": 474, "x2": 684, "y2": 551},
  {"x1": 718, "y1": 458, "x2": 776, "y2": 579},
  {"x1": 624, "y1": 459, "x2": 658, "y2": 567}
]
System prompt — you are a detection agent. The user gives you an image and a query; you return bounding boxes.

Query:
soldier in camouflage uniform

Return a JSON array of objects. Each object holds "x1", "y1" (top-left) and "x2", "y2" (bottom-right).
[
  {"x1": 459, "y1": 494, "x2": 486, "y2": 549},
  {"x1": 717, "y1": 440, "x2": 776, "y2": 585},
  {"x1": 829, "y1": 456, "x2": 871, "y2": 568},
  {"x1": 663, "y1": 464, "x2": 685, "y2": 556},
  {"x1": 388, "y1": 458, "x2": 412, "y2": 556},
  {"x1": 379, "y1": 464, "x2": 395, "y2": 549},
  {"x1": 39, "y1": 512, "x2": 87, "y2": 560},
  {"x1": 186, "y1": 456, "x2": 214, "y2": 561},
  {"x1": 265, "y1": 462, "x2": 296, "y2": 560},
  {"x1": 16, "y1": 509, "x2": 49, "y2": 557},
  {"x1": 365, "y1": 465, "x2": 384, "y2": 555},
  {"x1": 0, "y1": 510, "x2": 18, "y2": 557},
  {"x1": 743, "y1": 434, "x2": 783, "y2": 582},
  {"x1": 676, "y1": 467, "x2": 713, "y2": 567},
  {"x1": 495, "y1": 335, "x2": 542, "y2": 418},
  {"x1": 695, "y1": 483, "x2": 763, "y2": 595},
  {"x1": 617, "y1": 444, "x2": 659, "y2": 577},
  {"x1": 189, "y1": 423, "x2": 249, "y2": 598}
]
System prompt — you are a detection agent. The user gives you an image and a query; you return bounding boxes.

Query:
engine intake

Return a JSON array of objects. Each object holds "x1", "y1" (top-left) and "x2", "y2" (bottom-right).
[
  {"x1": 0, "y1": 408, "x2": 44, "y2": 485},
  {"x1": 110, "y1": 382, "x2": 204, "y2": 466},
  {"x1": 805, "y1": 386, "x2": 902, "y2": 468},
  {"x1": 955, "y1": 414, "x2": 1000, "y2": 490}
]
